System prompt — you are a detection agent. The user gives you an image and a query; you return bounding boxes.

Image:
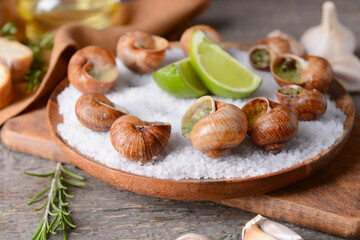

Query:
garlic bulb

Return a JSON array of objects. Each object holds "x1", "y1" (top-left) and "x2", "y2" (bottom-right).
[
  {"x1": 242, "y1": 215, "x2": 303, "y2": 240},
  {"x1": 300, "y1": 1, "x2": 356, "y2": 58},
  {"x1": 300, "y1": 1, "x2": 360, "y2": 92},
  {"x1": 330, "y1": 54, "x2": 360, "y2": 91}
]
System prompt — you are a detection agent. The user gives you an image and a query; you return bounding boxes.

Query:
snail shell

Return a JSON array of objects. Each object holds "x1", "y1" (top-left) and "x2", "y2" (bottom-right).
[
  {"x1": 242, "y1": 97, "x2": 299, "y2": 153},
  {"x1": 110, "y1": 115, "x2": 171, "y2": 163},
  {"x1": 276, "y1": 85, "x2": 327, "y2": 120},
  {"x1": 267, "y1": 29, "x2": 305, "y2": 56},
  {"x1": 68, "y1": 46, "x2": 118, "y2": 93},
  {"x1": 180, "y1": 25, "x2": 222, "y2": 56},
  {"x1": 249, "y1": 37, "x2": 291, "y2": 71},
  {"x1": 182, "y1": 96, "x2": 247, "y2": 159},
  {"x1": 75, "y1": 93, "x2": 127, "y2": 131},
  {"x1": 271, "y1": 53, "x2": 333, "y2": 93},
  {"x1": 116, "y1": 30, "x2": 168, "y2": 73}
]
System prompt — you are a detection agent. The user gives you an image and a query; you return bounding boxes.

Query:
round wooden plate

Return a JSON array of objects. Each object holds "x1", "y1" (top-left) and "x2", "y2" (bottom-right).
[{"x1": 47, "y1": 78, "x2": 354, "y2": 201}]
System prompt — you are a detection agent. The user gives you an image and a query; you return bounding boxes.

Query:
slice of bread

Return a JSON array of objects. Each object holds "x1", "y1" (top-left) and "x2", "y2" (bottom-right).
[
  {"x1": 0, "y1": 37, "x2": 33, "y2": 82},
  {"x1": 0, "y1": 63, "x2": 13, "y2": 109}
]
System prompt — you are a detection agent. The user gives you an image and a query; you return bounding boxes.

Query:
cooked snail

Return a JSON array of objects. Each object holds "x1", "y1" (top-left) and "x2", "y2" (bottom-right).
[
  {"x1": 116, "y1": 30, "x2": 168, "y2": 73},
  {"x1": 249, "y1": 37, "x2": 291, "y2": 71},
  {"x1": 75, "y1": 93, "x2": 127, "y2": 131},
  {"x1": 276, "y1": 85, "x2": 327, "y2": 120},
  {"x1": 110, "y1": 115, "x2": 171, "y2": 163},
  {"x1": 68, "y1": 46, "x2": 118, "y2": 93},
  {"x1": 0, "y1": 63, "x2": 13, "y2": 110},
  {"x1": 182, "y1": 96, "x2": 247, "y2": 159},
  {"x1": 271, "y1": 53, "x2": 333, "y2": 93},
  {"x1": 180, "y1": 25, "x2": 222, "y2": 56},
  {"x1": 267, "y1": 29, "x2": 305, "y2": 56},
  {"x1": 242, "y1": 97, "x2": 298, "y2": 153}
]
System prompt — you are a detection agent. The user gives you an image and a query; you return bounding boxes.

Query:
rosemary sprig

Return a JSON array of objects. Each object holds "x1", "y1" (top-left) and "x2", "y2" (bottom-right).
[
  {"x1": 24, "y1": 33, "x2": 54, "y2": 93},
  {"x1": 0, "y1": 22, "x2": 17, "y2": 39},
  {"x1": 24, "y1": 162, "x2": 85, "y2": 240}
]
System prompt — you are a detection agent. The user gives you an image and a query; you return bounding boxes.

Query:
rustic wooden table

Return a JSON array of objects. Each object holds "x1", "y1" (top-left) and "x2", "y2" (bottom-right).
[{"x1": 1, "y1": 0, "x2": 359, "y2": 239}]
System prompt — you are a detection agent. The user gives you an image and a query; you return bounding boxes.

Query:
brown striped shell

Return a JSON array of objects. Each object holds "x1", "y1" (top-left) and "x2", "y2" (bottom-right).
[
  {"x1": 242, "y1": 97, "x2": 299, "y2": 153},
  {"x1": 182, "y1": 96, "x2": 247, "y2": 159},
  {"x1": 276, "y1": 85, "x2": 327, "y2": 120},
  {"x1": 75, "y1": 93, "x2": 127, "y2": 131},
  {"x1": 110, "y1": 115, "x2": 171, "y2": 163},
  {"x1": 249, "y1": 37, "x2": 291, "y2": 71},
  {"x1": 271, "y1": 53, "x2": 333, "y2": 93},
  {"x1": 68, "y1": 46, "x2": 118, "y2": 93},
  {"x1": 116, "y1": 30, "x2": 168, "y2": 73}
]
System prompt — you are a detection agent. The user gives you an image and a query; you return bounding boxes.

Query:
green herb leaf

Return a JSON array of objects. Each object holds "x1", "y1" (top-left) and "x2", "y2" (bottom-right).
[
  {"x1": 25, "y1": 163, "x2": 85, "y2": 239},
  {"x1": 0, "y1": 22, "x2": 17, "y2": 39},
  {"x1": 62, "y1": 178, "x2": 86, "y2": 187},
  {"x1": 27, "y1": 186, "x2": 51, "y2": 205},
  {"x1": 23, "y1": 171, "x2": 54, "y2": 178},
  {"x1": 60, "y1": 165, "x2": 84, "y2": 180}
]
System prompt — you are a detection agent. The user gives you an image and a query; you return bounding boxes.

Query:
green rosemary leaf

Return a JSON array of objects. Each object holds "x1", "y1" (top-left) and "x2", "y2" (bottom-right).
[
  {"x1": 0, "y1": 22, "x2": 17, "y2": 39},
  {"x1": 63, "y1": 215, "x2": 76, "y2": 228},
  {"x1": 31, "y1": 217, "x2": 44, "y2": 240},
  {"x1": 62, "y1": 178, "x2": 86, "y2": 187},
  {"x1": 51, "y1": 200, "x2": 62, "y2": 213},
  {"x1": 27, "y1": 186, "x2": 51, "y2": 205},
  {"x1": 34, "y1": 198, "x2": 48, "y2": 211},
  {"x1": 61, "y1": 210, "x2": 71, "y2": 216},
  {"x1": 58, "y1": 176, "x2": 67, "y2": 190},
  {"x1": 23, "y1": 171, "x2": 54, "y2": 178},
  {"x1": 48, "y1": 211, "x2": 58, "y2": 216},
  {"x1": 60, "y1": 165, "x2": 84, "y2": 180},
  {"x1": 52, "y1": 216, "x2": 61, "y2": 232},
  {"x1": 41, "y1": 227, "x2": 46, "y2": 240},
  {"x1": 58, "y1": 190, "x2": 68, "y2": 206},
  {"x1": 62, "y1": 190, "x2": 74, "y2": 198},
  {"x1": 62, "y1": 221, "x2": 68, "y2": 240},
  {"x1": 48, "y1": 214, "x2": 59, "y2": 232}
]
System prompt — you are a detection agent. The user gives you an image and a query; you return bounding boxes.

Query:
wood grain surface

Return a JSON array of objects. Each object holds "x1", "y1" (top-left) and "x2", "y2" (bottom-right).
[{"x1": 1, "y1": 0, "x2": 360, "y2": 239}]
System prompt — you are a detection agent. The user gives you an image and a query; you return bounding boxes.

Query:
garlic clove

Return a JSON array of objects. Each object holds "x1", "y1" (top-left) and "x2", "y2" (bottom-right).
[
  {"x1": 180, "y1": 25, "x2": 222, "y2": 56},
  {"x1": 330, "y1": 54, "x2": 360, "y2": 92},
  {"x1": 116, "y1": 30, "x2": 168, "y2": 73},
  {"x1": 267, "y1": 30, "x2": 305, "y2": 56},
  {"x1": 242, "y1": 215, "x2": 303, "y2": 240},
  {"x1": 0, "y1": 63, "x2": 13, "y2": 110},
  {"x1": 300, "y1": 1, "x2": 356, "y2": 58},
  {"x1": 176, "y1": 233, "x2": 212, "y2": 240}
]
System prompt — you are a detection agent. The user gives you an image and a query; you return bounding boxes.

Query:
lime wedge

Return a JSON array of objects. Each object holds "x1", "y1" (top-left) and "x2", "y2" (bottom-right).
[
  {"x1": 153, "y1": 58, "x2": 208, "y2": 98},
  {"x1": 190, "y1": 30, "x2": 262, "y2": 98}
]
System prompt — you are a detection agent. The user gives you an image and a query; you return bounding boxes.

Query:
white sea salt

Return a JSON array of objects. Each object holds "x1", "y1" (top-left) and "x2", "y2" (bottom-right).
[{"x1": 57, "y1": 47, "x2": 347, "y2": 180}]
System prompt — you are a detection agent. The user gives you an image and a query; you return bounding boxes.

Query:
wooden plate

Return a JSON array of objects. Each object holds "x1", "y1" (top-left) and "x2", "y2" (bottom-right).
[{"x1": 47, "y1": 78, "x2": 354, "y2": 201}]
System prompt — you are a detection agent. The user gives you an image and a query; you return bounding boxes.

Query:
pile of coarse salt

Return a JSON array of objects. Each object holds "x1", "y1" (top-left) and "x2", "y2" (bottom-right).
[{"x1": 57, "y1": 47, "x2": 346, "y2": 180}]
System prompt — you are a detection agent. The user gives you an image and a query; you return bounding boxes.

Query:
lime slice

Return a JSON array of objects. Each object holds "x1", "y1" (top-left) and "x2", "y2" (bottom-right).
[
  {"x1": 190, "y1": 30, "x2": 262, "y2": 98},
  {"x1": 153, "y1": 58, "x2": 208, "y2": 98}
]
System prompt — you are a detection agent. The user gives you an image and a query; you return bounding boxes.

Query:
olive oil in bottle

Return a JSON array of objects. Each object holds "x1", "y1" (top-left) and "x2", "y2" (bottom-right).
[{"x1": 16, "y1": 0, "x2": 120, "y2": 41}]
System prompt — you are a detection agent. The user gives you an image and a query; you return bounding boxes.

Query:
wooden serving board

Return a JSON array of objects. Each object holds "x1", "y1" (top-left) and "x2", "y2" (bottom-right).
[{"x1": 1, "y1": 108, "x2": 360, "y2": 238}]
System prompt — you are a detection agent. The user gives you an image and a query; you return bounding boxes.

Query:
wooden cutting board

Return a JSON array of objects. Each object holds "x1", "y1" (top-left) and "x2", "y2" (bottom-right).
[{"x1": 1, "y1": 107, "x2": 359, "y2": 239}]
